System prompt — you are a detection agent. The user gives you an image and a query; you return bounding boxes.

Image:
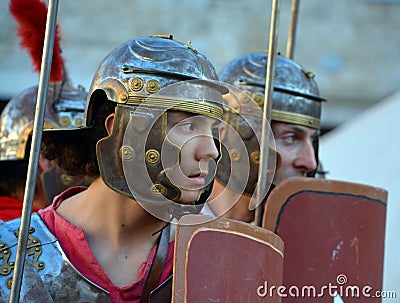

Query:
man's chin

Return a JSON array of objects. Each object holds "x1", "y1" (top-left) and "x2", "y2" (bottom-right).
[{"x1": 176, "y1": 189, "x2": 202, "y2": 205}]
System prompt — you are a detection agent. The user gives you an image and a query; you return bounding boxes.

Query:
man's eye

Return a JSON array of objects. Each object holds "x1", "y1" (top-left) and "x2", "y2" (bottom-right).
[
  {"x1": 283, "y1": 135, "x2": 296, "y2": 145},
  {"x1": 180, "y1": 123, "x2": 195, "y2": 132}
]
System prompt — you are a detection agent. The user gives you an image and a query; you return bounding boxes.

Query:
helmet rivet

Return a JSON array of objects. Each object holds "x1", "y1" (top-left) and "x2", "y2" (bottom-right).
[
  {"x1": 146, "y1": 149, "x2": 160, "y2": 164},
  {"x1": 120, "y1": 94, "x2": 128, "y2": 102},
  {"x1": 130, "y1": 77, "x2": 144, "y2": 91},
  {"x1": 6, "y1": 278, "x2": 12, "y2": 289},
  {"x1": 250, "y1": 151, "x2": 260, "y2": 164},
  {"x1": 229, "y1": 149, "x2": 241, "y2": 162},
  {"x1": 75, "y1": 118, "x2": 83, "y2": 127},
  {"x1": 59, "y1": 116, "x2": 71, "y2": 127},
  {"x1": 151, "y1": 184, "x2": 166, "y2": 195},
  {"x1": 253, "y1": 94, "x2": 264, "y2": 106},
  {"x1": 304, "y1": 70, "x2": 316, "y2": 79},
  {"x1": 146, "y1": 80, "x2": 160, "y2": 93},
  {"x1": 120, "y1": 146, "x2": 135, "y2": 160}
]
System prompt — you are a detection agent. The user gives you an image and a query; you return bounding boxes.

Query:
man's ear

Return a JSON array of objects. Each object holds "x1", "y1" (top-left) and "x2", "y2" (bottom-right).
[
  {"x1": 38, "y1": 154, "x2": 52, "y2": 173},
  {"x1": 105, "y1": 113, "x2": 115, "y2": 135}
]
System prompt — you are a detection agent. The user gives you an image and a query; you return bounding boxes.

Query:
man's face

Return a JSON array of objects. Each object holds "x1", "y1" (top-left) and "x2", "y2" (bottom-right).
[
  {"x1": 166, "y1": 111, "x2": 224, "y2": 204},
  {"x1": 272, "y1": 121, "x2": 318, "y2": 184}
]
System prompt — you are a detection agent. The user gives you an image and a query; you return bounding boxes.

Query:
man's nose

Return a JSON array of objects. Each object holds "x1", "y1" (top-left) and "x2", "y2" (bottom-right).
[
  {"x1": 295, "y1": 141, "x2": 317, "y2": 173},
  {"x1": 196, "y1": 134, "x2": 219, "y2": 161}
]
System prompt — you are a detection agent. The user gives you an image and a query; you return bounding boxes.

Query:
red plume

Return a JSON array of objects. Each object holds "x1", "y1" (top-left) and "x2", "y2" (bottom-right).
[{"x1": 9, "y1": 0, "x2": 65, "y2": 82}]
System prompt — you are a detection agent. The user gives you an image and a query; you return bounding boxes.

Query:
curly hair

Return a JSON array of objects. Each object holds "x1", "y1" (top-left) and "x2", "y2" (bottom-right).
[{"x1": 41, "y1": 92, "x2": 116, "y2": 177}]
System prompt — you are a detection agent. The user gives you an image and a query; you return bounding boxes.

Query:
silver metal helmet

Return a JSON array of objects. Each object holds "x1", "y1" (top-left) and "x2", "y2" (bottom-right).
[
  {"x1": 0, "y1": 81, "x2": 86, "y2": 161},
  {"x1": 219, "y1": 52, "x2": 325, "y2": 130},
  {"x1": 87, "y1": 35, "x2": 225, "y2": 218},
  {"x1": 0, "y1": 80, "x2": 87, "y2": 203}
]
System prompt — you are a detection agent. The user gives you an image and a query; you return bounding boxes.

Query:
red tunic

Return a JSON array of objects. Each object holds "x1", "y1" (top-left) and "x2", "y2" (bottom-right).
[
  {"x1": 38, "y1": 187, "x2": 174, "y2": 303},
  {"x1": 0, "y1": 196, "x2": 40, "y2": 221}
]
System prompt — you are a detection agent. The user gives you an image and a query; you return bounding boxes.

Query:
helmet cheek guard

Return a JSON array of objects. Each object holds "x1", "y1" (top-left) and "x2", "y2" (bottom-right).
[
  {"x1": 215, "y1": 88, "x2": 278, "y2": 200},
  {"x1": 96, "y1": 103, "x2": 181, "y2": 202}
]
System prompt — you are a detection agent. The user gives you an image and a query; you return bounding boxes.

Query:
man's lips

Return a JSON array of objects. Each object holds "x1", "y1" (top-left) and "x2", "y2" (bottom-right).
[{"x1": 188, "y1": 171, "x2": 208, "y2": 185}]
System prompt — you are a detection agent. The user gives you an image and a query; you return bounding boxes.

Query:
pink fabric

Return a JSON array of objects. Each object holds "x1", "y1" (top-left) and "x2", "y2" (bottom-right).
[
  {"x1": 0, "y1": 196, "x2": 40, "y2": 221},
  {"x1": 39, "y1": 187, "x2": 173, "y2": 303}
]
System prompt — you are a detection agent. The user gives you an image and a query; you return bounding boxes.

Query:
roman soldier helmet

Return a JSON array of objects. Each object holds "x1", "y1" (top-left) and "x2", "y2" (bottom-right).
[
  {"x1": 0, "y1": 0, "x2": 88, "y2": 202},
  {"x1": 219, "y1": 52, "x2": 324, "y2": 129},
  {"x1": 217, "y1": 52, "x2": 326, "y2": 190},
  {"x1": 0, "y1": 82, "x2": 86, "y2": 162},
  {"x1": 85, "y1": 35, "x2": 225, "y2": 220}
]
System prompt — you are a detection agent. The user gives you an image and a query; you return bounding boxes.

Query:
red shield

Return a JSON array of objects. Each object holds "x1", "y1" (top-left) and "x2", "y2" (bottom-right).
[
  {"x1": 263, "y1": 177, "x2": 387, "y2": 303},
  {"x1": 173, "y1": 214, "x2": 284, "y2": 303}
]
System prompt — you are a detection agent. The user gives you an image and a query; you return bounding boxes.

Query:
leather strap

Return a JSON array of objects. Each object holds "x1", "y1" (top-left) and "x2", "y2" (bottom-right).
[
  {"x1": 149, "y1": 275, "x2": 173, "y2": 303},
  {"x1": 140, "y1": 224, "x2": 171, "y2": 303}
]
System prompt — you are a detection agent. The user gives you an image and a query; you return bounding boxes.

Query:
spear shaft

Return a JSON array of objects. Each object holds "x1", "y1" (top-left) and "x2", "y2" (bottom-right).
[
  {"x1": 254, "y1": 0, "x2": 281, "y2": 227},
  {"x1": 286, "y1": 0, "x2": 300, "y2": 59},
  {"x1": 8, "y1": 0, "x2": 59, "y2": 301}
]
